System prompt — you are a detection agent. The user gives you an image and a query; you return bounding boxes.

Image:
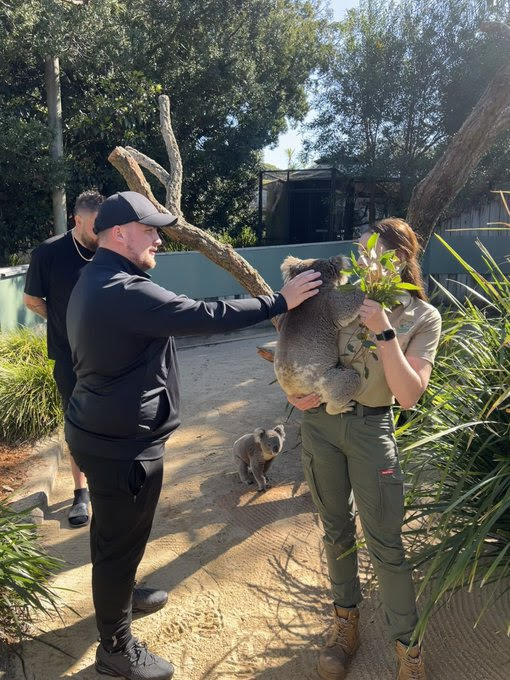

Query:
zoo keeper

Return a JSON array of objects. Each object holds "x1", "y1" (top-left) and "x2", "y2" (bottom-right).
[
  {"x1": 65, "y1": 190, "x2": 322, "y2": 680},
  {"x1": 285, "y1": 218, "x2": 442, "y2": 680}
]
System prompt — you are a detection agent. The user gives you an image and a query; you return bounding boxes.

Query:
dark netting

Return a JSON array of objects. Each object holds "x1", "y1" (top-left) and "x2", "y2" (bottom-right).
[{"x1": 258, "y1": 169, "x2": 401, "y2": 245}]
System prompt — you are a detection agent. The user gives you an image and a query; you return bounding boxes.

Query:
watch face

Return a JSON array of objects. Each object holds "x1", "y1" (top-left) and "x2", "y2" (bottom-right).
[{"x1": 377, "y1": 329, "x2": 395, "y2": 341}]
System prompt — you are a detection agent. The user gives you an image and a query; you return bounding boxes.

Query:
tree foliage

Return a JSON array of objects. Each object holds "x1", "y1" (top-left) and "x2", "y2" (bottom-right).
[
  {"x1": 0, "y1": 0, "x2": 330, "y2": 262},
  {"x1": 305, "y1": 0, "x2": 510, "y2": 212}
]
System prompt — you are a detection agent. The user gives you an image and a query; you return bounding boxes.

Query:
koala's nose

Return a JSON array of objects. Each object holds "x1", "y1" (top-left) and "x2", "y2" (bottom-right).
[{"x1": 273, "y1": 446, "x2": 279, "y2": 453}]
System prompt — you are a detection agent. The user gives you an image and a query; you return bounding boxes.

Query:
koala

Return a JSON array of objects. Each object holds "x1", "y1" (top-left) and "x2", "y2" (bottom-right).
[
  {"x1": 274, "y1": 255, "x2": 366, "y2": 415},
  {"x1": 233, "y1": 425, "x2": 285, "y2": 492}
]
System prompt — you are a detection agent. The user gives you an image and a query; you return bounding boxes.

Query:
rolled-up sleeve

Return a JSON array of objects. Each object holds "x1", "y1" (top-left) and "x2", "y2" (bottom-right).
[{"x1": 405, "y1": 308, "x2": 442, "y2": 365}]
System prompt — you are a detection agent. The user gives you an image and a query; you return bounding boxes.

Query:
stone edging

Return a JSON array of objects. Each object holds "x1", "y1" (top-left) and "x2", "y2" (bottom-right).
[{"x1": 8, "y1": 431, "x2": 65, "y2": 524}]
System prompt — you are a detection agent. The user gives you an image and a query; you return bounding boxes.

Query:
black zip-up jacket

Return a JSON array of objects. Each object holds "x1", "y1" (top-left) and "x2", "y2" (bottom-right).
[{"x1": 65, "y1": 248, "x2": 287, "y2": 460}]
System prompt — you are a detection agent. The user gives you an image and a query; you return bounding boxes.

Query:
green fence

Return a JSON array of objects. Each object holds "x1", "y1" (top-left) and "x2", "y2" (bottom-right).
[
  {"x1": 1, "y1": 231, "x2": 509, "y2": 332},
  {"x1": 0, "y1": 267, "x2": 40, "y2": 332}
]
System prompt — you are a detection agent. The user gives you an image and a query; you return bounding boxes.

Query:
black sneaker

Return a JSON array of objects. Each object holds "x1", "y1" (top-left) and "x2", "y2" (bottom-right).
[
  {"x1": 133, "y1": 585, "x2": 168, "y2": 614},
  {"x1": 95, "y1": 638, "x2": 174, "y2": 679}
]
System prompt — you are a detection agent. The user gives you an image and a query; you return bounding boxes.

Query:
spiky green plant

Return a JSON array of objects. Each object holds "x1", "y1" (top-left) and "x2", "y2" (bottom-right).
[
  {"x1": 0, "y1": 502, "x2": 62, "y2": 643},
  {"x1": 396, "y1": 235, "x2": 510, "y2": 643},
  {"x1": 0, "y1": 328, "x2": 62, "y2": 444}
]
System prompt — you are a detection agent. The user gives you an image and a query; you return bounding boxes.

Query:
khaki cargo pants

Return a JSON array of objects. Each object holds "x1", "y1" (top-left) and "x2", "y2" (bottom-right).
[{"x1": 301, "y1": 403, "x2": 418, "y2": 643}]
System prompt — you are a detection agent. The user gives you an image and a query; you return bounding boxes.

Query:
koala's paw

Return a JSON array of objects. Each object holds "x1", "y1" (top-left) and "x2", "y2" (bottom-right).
[
  {"x1": 257, "y1": 486, "x2": 267, "y2": 493},
  {"x1": 325, "y1": 401, "x2": 352, "y2": 415}
]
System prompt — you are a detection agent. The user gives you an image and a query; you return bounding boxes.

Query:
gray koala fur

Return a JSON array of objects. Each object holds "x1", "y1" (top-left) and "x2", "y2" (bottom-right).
[
  {"x1": 233, "y1": 425, "x2": 285, "y2": 492},
  {"x1": 274, "y1": 255, "x2": 366, "y2": 415}
]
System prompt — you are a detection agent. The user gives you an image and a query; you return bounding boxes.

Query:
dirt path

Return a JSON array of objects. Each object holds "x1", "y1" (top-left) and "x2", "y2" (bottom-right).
[{"x1": 15, "y1": 334, "x2": 510, "y2": 679}]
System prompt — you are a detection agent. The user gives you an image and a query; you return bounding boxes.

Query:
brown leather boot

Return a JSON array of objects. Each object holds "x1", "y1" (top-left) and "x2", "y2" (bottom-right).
[
  {"x1": 317, "y1": 605, "x2": 360, "y2": 680},
  {"x1": 395, "y1": 641, "x2": 426, "y2": 680}
]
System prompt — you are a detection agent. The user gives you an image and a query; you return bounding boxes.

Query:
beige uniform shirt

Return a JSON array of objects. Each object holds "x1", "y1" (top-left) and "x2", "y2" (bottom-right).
[{"x1": 338, "y1": 293, "x2": 442, "y2": 407}]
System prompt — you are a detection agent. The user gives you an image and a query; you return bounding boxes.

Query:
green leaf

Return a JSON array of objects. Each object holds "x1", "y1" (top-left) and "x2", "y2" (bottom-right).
[
  {"x1": 347, "y1": 343, "x2": 355, "y2": 352},
  {"x1": 396, "y1": 282, "x2": 420, "y2": 290},
  {"x1": 366, "y1": 231, "x2": 379, "y2": 251}
]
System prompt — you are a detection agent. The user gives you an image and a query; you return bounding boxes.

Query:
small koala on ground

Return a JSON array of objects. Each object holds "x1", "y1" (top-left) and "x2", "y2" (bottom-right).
[
  {"x1": 233, "y1": 425, "x2": 285, "y2": 492},
  {"x1": 275, "y1": 255, "x2": 366, "y2": 415}
]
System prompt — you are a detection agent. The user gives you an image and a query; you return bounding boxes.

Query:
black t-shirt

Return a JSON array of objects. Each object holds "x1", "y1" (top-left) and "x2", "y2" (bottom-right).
[{"x1": 24, "y1": 231, "x2": 94, "y2": 361}]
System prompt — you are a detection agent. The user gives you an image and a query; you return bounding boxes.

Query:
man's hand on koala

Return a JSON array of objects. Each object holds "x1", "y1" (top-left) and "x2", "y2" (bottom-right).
[
  {"x1": 280, "y1": 270, "x2": 322, "y2": 310},
  {"x1": 287, "y1": 393, "x2": 322, "y2": 411}
]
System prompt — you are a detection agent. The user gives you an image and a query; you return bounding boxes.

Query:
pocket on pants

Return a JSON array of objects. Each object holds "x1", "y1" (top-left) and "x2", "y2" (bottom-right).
[
  {"x1": 302, "y1": 448, "x2": 327, "y2": 515},
  {"x1": 378, "y1": 468, "x2": 405, "y2": 530},
  {"x1": 123, "y1": 461, "x2": 147, "y2": 498}
]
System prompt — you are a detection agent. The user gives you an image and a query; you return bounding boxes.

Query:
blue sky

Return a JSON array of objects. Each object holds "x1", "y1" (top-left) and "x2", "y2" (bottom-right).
[{"x1": 263, "y1": 0, "x2": 358, "y2": 168}]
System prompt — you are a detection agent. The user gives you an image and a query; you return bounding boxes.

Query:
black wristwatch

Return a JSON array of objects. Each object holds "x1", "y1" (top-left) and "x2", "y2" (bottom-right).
[{"x1": 375, "y1": 328, "x2": 396, "y2": 342}]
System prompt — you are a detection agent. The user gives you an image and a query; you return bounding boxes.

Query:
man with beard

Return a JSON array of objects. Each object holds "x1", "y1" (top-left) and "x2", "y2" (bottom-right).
[{"x1": 65, "y1": 191, "x2": 322, "y2": 680}]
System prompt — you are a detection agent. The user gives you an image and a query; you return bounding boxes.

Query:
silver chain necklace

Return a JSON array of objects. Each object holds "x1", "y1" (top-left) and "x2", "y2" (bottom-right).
[{"x1": 71, "y1": 228, "x2": 93, "y2": 262}]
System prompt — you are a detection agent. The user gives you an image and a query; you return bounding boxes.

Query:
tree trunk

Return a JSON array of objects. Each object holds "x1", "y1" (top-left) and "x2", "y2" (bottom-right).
[
  {"x1": 44, "y1": 56, "x2": 67, "y2": 235},
  {"x1": 406, "y1": 23, "x2": 510, "y2": 249}
]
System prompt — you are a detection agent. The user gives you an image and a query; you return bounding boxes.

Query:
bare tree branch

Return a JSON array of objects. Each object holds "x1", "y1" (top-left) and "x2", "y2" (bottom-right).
[
  {"x1": 108, "y1": 146, "x2": 275, "y2": 300},
  {"x1": 108, "y1": 147, "x2": 161, "y2": 206},
  {"x1": 125, "y1": 146, "x2": 170, "y2": 187},
  {"x1": 406, "y1": 23, "x2": 510, "y2": 248},
  {"x1": 159, "y1": 95, "x2": 183, "y2": 215}
]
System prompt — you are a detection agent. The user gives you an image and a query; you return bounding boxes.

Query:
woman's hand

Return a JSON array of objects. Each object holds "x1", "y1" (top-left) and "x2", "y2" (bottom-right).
[
  {"x1": 287, "y1": 393, "x2": 322, "y2": 411},
  {"x1": 359, "y1": 299, "x2": 391, "y2": 334}
]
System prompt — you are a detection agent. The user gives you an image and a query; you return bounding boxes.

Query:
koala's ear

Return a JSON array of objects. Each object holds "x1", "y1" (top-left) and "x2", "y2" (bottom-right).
[
  {"x1": 281, "y1": 256, "x2": 302, "y2": 283},
  {"x1": 328, "y1": 255, "x2": 349, "y2": 270},
  {"x1": 253, "y1": 427, "x2": 265, "y2": 442},
  {"x1": 274, "y1": 424, "x2": 285, "y2": 437},
  {"x1": 329, "y1": 255, "x2": 350, "y2": 285}
]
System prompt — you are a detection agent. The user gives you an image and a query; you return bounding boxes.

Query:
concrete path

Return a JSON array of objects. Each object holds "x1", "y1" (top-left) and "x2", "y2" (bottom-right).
[{"x1": 15, "y1": 332, "x2": 510, "y2": 679}]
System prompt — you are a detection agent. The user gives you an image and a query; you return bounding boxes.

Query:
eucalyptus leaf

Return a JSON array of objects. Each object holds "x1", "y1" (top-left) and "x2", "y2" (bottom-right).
[
  {"x1": 366, "y1": 232, "x2": 379, "y2": 251},
  {"x1": 396, "y1": 282, "x2": 420, "y2": 290}
]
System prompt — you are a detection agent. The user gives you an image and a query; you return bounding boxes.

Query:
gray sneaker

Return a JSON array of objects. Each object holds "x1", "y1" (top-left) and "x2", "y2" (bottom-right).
[
  {"x1": 133, "y1": 585, "x2": 168, "y2": 614},
  {"x1": 95, "y1": 638, "x2": 174, "y2": 679}
]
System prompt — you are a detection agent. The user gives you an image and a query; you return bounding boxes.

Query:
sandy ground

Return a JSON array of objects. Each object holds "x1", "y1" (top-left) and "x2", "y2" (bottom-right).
[{"x1": 12, "y1": 332, "x2": 510, "y2": 680}]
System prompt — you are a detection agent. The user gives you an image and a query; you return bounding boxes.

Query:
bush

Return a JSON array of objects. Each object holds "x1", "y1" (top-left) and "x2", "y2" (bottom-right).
[
  {"x1": 159, "y1": 225, "x2": 259, "y2": 252},
  {"x1": 0, "y1": 502, "x2": 62, "y2": 643},
  {"x1": 397, "y1": 235, "x2": 510, "y2": 642},
  {"x1": 0, "y1": 328, "x2": 62, "y2": 444}
]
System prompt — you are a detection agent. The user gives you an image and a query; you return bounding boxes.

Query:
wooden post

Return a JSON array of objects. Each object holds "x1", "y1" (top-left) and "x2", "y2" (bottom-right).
[{"x1": 44, "y1": 56, "x2": 67, "y2": 235}]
